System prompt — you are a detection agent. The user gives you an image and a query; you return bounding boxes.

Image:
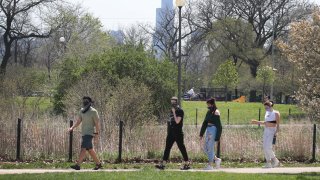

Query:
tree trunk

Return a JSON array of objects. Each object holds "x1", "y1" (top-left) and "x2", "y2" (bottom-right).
[
  {"x1": 14, "y1": 39, "x2": 18, "y2": 64},
  {"x1": 1, "y1": 31, "x2": 13, "y2": 76},
  {"x1": 0, "y1": 48, "x2": 12, "y2": 75},
  {"x1": 225, "y1": 86, "x2": 228, "y2": 102},
  {"x1": 248, "y1": 59, "x2": 260, "y2": 77},
  {"x1": 262, "y1": 81, "x2": 266, "y2": 102}
]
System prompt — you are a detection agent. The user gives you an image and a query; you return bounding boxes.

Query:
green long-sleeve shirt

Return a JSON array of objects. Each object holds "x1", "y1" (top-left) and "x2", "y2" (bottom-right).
[{"x1": 199, "y1": 110, "x2": 222, "y2": 141}]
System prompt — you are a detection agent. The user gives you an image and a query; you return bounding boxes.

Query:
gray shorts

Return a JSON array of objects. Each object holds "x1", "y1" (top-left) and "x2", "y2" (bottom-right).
[{"x1": 81, "y1": 135, "x2": 93, "y2": 150}]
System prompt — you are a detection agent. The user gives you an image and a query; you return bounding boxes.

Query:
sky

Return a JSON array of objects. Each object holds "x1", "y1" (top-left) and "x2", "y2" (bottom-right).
[
  {"x1": 69, "y1": 0, "x2": 320, "y2": 31},
  {"x1": 69, "y1": 0, "x2": 163, "y2": 30}
]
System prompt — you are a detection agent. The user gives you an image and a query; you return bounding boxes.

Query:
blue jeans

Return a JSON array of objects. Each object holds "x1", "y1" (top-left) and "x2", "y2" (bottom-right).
[{"x1": 204, "y1": 126, "x2": 217, "y2": 163}]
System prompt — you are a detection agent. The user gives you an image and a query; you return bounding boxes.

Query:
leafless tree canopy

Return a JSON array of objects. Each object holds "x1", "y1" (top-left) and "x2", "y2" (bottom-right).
[{"x1": 0, "y1": 0, "x2": 59, "y2": 75}]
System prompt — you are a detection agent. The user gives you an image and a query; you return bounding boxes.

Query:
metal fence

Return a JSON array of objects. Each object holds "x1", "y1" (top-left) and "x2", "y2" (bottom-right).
[{"x1": 0, "y1": 118, "x2": 319, "y2": 162}]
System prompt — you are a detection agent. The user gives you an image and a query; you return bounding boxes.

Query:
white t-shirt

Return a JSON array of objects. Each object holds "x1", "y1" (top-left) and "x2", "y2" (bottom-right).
[{"x1": 265, "y1": 110, "x2": 278, "y2": 122}]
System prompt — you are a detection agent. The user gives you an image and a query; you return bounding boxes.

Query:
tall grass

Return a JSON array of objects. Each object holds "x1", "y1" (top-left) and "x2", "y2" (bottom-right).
[{"x1": 0, "y1": 117, "x2": 318, "y2": 162}]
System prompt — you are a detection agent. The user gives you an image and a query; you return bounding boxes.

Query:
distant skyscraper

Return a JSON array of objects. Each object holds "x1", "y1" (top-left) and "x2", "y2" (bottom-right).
[
  {"x1": 154, "y1": 0, "x2": 174, "y2": 59},
  {"x1": 110, "y1": 30, "x2": 124, "y2": 44},
  {"x1": 161, "y1": 0, "x2": 173, "y2": 10}
]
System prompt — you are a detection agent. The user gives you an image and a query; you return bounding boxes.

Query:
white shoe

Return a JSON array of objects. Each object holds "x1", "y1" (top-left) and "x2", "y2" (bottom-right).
[
  {"x1": 272, "y1": 158, "x2": 280, "y2": 168},
  {"x1": 263, "y1": 162, "x2": 272, "y2": 168},
  {"x1": 215, "y1": 158, "x2": 221, "y2": 169},
  {"x1": 203, "y1": 165, "x2": 214, "y2": 170}
]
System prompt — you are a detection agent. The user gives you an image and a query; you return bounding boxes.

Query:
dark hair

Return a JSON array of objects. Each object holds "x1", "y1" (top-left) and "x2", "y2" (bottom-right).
[
  {"x1": 270, "y1": 100, "x2": 274, "y2": 107},
  {"x1": 206, "y1": 98, "x2": 216, "y2": 105},
  {"x1": 263, "y1": 101, "x2": 272, "y2": 107},
  {"x1": 206, "y1": 98, "x2": 217, "y2": 111},
  {"x1": 171, "y1": 96, "x2": 178, "y2": 102},
  {"x1": 83, "y1": 96, "x2": 93, "y2": 103}
]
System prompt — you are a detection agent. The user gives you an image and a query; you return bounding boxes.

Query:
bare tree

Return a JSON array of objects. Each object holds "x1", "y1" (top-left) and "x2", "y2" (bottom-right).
[
  {"x1": 0, "y1": 0, "x2": 60, "y2": 76},
  {"x1": 122, "y1": 25, "x2": 152, "y2": 49},
  {"x1": 189, "y1": 0, "x2": 314, "y2": 77},
  {"x1": 144, "y1": 3, "x2": 198, "y2": 63}
]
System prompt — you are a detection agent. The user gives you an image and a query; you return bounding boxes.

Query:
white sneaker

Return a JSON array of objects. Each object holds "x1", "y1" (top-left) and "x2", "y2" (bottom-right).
[
  {"x1": 272, "y1": 158, "x2": 280, "y2": 168},
  {"x1": 263, "y1": 162, "x2": 272, "y2": 168},
  {"x1": 203, "y1": 165, "x2": 214, "y2": 170},
  {"x1": 215, "y1": 158, "x2": 221, "y2": 169}
]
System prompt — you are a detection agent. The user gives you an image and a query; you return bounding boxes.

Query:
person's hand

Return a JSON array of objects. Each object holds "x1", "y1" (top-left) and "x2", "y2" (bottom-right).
[
  {"x1": 94, "y1": 135, "x2": 99, "y2": 144},
  {"x1": 68, "y1": 127, "x2": 73, "y2": 132},
  {"x1": 251, "y1": 119, "x2": 259, "y2": 125},
  {"x1": 171, "y1": 107, "x2": 176, "y2": 113}
]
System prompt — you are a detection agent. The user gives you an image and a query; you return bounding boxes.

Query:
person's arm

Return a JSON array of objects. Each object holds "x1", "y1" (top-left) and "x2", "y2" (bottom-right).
[
  {"x1": 214, "y1": 110, "x2": 222, "y2": 142},
  {"x1": 94, "y1": 118, "x2": 100, "y2": 135},
  {"x1": 251, "y1": 119, "x2": 265, "y2": 125},
  {"x1": 199, "y1": 112, "x2": 209, "y2": 138},
  {"x1": 68, "y1": 117, "x2": 82, "y2": 132},
  {"x1": 172, "y1": 108, "x2": 182, "y2": 124},
  {"x1": 93, "y1": 111, "x2": 100, "y2": 135}
]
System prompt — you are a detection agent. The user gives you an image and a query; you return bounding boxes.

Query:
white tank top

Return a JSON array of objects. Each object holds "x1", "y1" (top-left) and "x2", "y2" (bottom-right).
[{"x1": 265, "y1": 110, "x2": 276, "y2": 122}]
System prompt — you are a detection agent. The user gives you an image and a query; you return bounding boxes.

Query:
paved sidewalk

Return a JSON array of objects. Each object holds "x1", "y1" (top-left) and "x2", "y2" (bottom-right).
[
  {"x1": 0, "y1": 169, "x2": 139, "y2": 175},
  {"x1": 1, "y1": 167, "x2": 320, "y2": 175}
]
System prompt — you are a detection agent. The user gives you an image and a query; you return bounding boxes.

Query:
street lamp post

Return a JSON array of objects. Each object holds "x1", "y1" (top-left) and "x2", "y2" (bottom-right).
[
  {"x1": 270, "y1": 3, "x2": 276, "y2": 101},
  {"x1": 176, "y1": 0, "x2": 185, "y2": 107},
  {"x1": 270, "y1": 15, "x2": 275, "y2": 100},
  {"x1": 59, "y1": 36, "x2": 66, "y2": 52}
]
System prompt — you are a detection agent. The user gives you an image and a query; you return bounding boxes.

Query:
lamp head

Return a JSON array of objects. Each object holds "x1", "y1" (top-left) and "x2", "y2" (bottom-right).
[{"x1": 175, "y1": 0, "x2": 186, "y2": 7}]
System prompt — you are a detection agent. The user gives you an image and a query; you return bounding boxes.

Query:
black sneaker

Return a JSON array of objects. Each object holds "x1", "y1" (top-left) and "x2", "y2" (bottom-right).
[
  {"x1": 155, "y1": 164, "x2": 165, "y2": 170},
  {"x1": 180, "y1": 164, "x2": 191, "y2": 170},
  {"x1": 93, "y1": 163, "x2": 102, "y2": 170},
  {"x1": 70, "y1": 164, "x2": 80, "y2": 170}
]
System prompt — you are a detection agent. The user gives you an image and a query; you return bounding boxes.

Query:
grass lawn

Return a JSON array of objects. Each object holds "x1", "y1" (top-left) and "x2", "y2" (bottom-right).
[
  {"x1": 1, "y1": 162, "x2": 320, "y2": 179},
  {"x1": 0, "y1": 168, "x2": 319, "y2": 180},
  {"x1": 182, "y1": 101, "x2": 304, "y2": 125},
  {"x1": 15, "y1": 96, "x2": 53, "y2": 113},
  {"x1": 2, "y1": 161, "x2": 320, "y2": 169}
]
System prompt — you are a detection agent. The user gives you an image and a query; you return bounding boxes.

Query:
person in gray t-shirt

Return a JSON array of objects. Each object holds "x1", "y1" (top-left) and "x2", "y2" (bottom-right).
[{"x1": 68, "y1": 96, "x2": 102, "y2": 170}]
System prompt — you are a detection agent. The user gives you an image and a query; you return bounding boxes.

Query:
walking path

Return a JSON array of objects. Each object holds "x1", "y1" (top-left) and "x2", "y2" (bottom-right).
[
  {"x1": 1, "y1": 167, "x2": 320, "y2": 175},
  {"x1": 0, "y1": 169, "x2": 139, "y2": 175},
  {"x1": 170, "y1": 167, "x2": 320, "y2": 174}
]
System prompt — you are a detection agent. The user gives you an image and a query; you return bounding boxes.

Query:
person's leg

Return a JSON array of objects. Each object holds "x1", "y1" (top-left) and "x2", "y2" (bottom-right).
[
  {"x1": 71, "y1": 135, "x2": 90, "y2": 170},
  {"x1": 205, "y1": 127, "x2": 216, "y2": 167},
  {"x1": 163, "y1": 133, "x2": 175, "y2": 162},
  {"x1": 88, "y1": 149, "x2": 102, "y2": 170},
  {"x1": 88, "y1": 149, "x2": 101, "y2": 164},
  {"x1": 263, "y1": 127, "x2": 275, "y2": 167},
  {"x1": 268, "y1": 128, "x2": 279, "y2": 167},
  {"x1": 156, "y1": 133, "x2": 175, "y2": 169},
  {"x1": 176, "y1": 132, "x2": 189, "y2": 162},
  {"x1": 175, "y1": 132, "x2": 190, "y2": 170},
  {"x1": 77, "y1": 148, "x2": 87, "y2": 164}
]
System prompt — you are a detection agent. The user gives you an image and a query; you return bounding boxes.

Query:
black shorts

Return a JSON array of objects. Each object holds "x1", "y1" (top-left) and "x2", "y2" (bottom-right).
[{"x1": 81, "y1": 135, "x2": 93, "y2": 150}]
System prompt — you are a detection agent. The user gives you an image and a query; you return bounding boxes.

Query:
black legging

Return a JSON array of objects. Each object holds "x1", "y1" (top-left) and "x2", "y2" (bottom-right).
[{"x1": 163, "y1": 131, "x2": 189, "y2": 161}]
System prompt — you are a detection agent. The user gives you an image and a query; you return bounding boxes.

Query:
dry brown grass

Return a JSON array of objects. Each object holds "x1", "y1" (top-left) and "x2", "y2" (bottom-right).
[{"x1": 0, "y1": 117, "x2": 319, "y2": 162}]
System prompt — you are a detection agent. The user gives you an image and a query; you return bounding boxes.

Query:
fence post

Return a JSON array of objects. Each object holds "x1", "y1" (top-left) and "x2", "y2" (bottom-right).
[
  {"x1": 217, "y1": 141, "x2": 221, "y2": 158},
  {"x1": 288, "y1": 108, "x2": 291, "y2": 117},
  {"x1": 118, "y1": 120, "x2": 124, "y2": 163},
  {"x1": 195, "y1": 108, "x2": 198, "y2": 127},
  {"x1": 258, "y1": 108, "x2": 261, "y2": 127},
  {"x1": 16, "y1": 118, "x2": 22, "y2": 161},
  {"x1": 68, "y1": 120, "x2": 73, "y2": 162},
  {"x1": 312, "y1": 124, "x2": 317, "y2": 162},
  {"x1": 227, "y1": 109, "x2": 230, "y2": 125}
]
